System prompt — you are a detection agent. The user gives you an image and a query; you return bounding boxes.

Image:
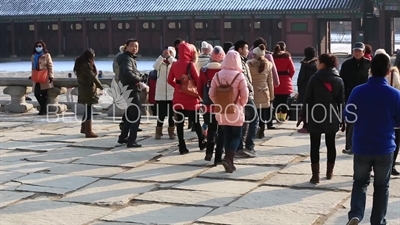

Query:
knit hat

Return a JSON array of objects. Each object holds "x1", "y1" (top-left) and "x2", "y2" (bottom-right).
[
  {"x1": 223, "y1": 42, "x2": 234, "y2": 53},
  {"x1": 252, "y1": 44, "x2": 266, "y2": 57},
  {"x1": 201, "y1": 41, "x2": 211, "y2": 49},
  {"x1": 167, "y1": 46, "x2": 176, "y2": 58},
  {"x1": 374, "y1": 49, "x2": 390, "y2": 60},
  {"x1": 119, "y1": 45, "x2": 125, "y2": 52},
  {"x1": 210, "y1": 46, "x2": 225, "y2": 62}
]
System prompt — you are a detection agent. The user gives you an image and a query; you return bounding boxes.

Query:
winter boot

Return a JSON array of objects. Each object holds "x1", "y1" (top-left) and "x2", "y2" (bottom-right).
[
  {"x1": 167, "y1": 126, "x2": 176, "y2": 140},
  {"x1": 222, "y1": 151, "x2": 236, "y2": 173},
  {"x1": 257, "y1": 124, "x2": 265, "y2": 139},
  {"x1": 204, "y1": 142, "x2": 215, "y2": 161},
  {"x1": 326, "y1": 162, "x2": 335, "y2": 180},
  {"x1": 84, "y1": 120, "x2": 98, "y2": 138},
  {"x1": 310, "y1": 163, "x2": 320, "y2": 184},
  {"x1": 179, "y1": 140, "x2": 189, "y2": 155},
  {"x1": 155, "y1": 127, "x2": 163, "y2": 140}
]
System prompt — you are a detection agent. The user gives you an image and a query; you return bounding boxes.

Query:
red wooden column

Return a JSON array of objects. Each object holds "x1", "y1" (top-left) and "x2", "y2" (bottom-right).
[
  {"x1": 190, "y1": 17, "x2": 195, "y2": 43},
  {"x1": 57, "y1": 19, "x2": 64, "y2": 57},
  {"x1": 135, "y1": 17, "x2": 140, "y2": 40},
  {"x1": 10, "y1": 21, "x2": 16, "y2": 57},
  {"x1": 162, "y1": 17, "x2": 167, "y2": 48},
  {"x1": 312, "y1": 15, "x2": 319, "y2": 53},
  {"x1": 34, "y1": 20, "x2": 38, "y2": 41},
  {"x1": 280, "y1": 15, "x2": 286, "y2": 43},
  {"x1": 82, "y1": 18, "x2": 87, "y2": 51},
  {"x1": 219, "y1": 16, "x2": 224, "y2": 44},
  {"x1": 378, "y1": 8, "x2": 386, "y2": 49},
  {"x1": 250, "y1": 15, "x2": 255, "y2": 41},
  {"x1": 108, "y1": 18, "x2": 113, "y2": 56}
]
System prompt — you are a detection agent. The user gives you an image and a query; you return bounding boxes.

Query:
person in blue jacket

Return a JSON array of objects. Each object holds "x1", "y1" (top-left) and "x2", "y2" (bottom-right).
[{"x1": 344, "y1": 53, "x2": 400, "y2": 225}]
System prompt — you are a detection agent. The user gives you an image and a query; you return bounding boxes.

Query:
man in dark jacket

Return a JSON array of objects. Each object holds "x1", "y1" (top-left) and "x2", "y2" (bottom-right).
[
  {"x1": 340, "y1": 42, "x2": 371, "y2": 154},
  {"x1": 117, "y1": 38, "x2": 143, "y2": 148}
]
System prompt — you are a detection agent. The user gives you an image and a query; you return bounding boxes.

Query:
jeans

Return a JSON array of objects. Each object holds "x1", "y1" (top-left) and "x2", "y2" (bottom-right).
[
  {"x1": 119, "y1": 92, "x2": 141, "y2": 143},
  {"x1": 156, "y1": 101, "x2": 174, "y2": 127},
  {"x1": 310, "y1": 133, "x2": 336, "y2": 164},
  {"x1": 34, "y1": 83, "x2": 48, "y2": 113},
  {"x1": 82, "y1": 104, "x2": 93, "y2": 121},
  {"x1": 273, "y1": 94, "x2": 289, "y2": 114},
  {"x1": 348, "y1": 152, "x2": 394, "y2": 225},
  {"x1": 237, "y1": 99, "x2": 259, "y2": 150},
  {"x1": 221, "y1": 125, "x2": 242, "y2": 153},
  {"x1": 345, "y1": 123, "x2": 354, "y2": 150}
]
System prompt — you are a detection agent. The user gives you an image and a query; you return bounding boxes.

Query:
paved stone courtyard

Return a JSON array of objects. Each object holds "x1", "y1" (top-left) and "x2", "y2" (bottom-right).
[{"x1": 0, "y1": 112, "x2": 399, "y2": 225}]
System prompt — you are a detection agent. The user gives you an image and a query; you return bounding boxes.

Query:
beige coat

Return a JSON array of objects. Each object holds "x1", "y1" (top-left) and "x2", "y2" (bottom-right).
[
  {"x1": 368, "y1": 67, "x2": 400, "y2": 89},
  {"x1": 247, "y1": 58, "x2": 274, "y2": 108},
  {"x1": 31, "y1": 53, "x2": 54, "y2": 91}
]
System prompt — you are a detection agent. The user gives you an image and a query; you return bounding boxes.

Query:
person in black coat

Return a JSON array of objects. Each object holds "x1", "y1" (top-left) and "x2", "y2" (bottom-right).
[
  {"x1": 297, "y1": 53, "x2": 345, "y2": 184},
  {"x1": 297, "y1": 46, "x2": 318, "y2": 133}
]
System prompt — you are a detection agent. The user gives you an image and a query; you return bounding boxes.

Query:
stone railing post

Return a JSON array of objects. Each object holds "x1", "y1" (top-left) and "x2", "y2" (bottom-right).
[
  {"x1": 3, "y1": 86, "x2": 33, "y2": 113},
  {"x1": 46, "y1": 87, "x2": 68, "y2": 114}
]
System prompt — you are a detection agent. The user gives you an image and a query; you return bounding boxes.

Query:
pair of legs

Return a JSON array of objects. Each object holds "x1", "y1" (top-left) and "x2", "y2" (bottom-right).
[
  {"x1": 221, "y1": 125, "x2": 242, "y2": 173},
  {"x1": 203, "y1": 112, "x2": 222, "y2": 163},
  {"x1": 347, "y1": 153, "x2": 393, "y2": 225},
  {"x1": 273, "y1": 94, "x2": 290, "y2": 121},
  {"x1": 80, "y1": 104, "x2": 98, "y2": 138},
  {"x1": 256, "y1": 107, "x2": 273, "y2": 138},
  {"x1": 175, "y1": 109, "x2": 205, "y2": 154},
  {"x1": 34, "y1": 83, "x2": 48, "y2": 115},
  {"x1": 155, "y1": 101, "x2": 175, "y2": 139},
  {"x1": 343, "y1": 123, "x2": 354, "y2": 154},
  {"x1": 118, "y1": 92, "x2": 142, "y2": 147},
  {"x1": 237, "y1": 100, "x2": 259, "y2": 157},
  {"x1": 309, "y1": 132, "x2": 337, "y2": 183}
]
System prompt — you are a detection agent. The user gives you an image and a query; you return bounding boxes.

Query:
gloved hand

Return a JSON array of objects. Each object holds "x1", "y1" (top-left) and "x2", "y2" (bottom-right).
[{"x1": 49, "y1": 77, "x2": 53, "y2": 83}]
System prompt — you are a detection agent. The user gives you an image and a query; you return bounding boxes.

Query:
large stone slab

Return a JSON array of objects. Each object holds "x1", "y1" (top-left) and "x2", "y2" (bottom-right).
[
  {"x1": 14, "y1": 173, "x2": 98, "y2": 194},
  {"x1": 276, "y1": 120, "x2": 297, "y2": 129},
  {"x1": 61, "y1": 180, "x2": 156, "y2": 206},
  {"x1": 0, "y1": 190, "x2": 35, "y2": 207},
  {"x1": 230, "y1": 186, "x2": 349, "y2": 214},
  {"x1": 0, "y1": 121, "x2": 27, "y2": 129},
  {"x1": 155, "y1": 152, "x2": 214, "y2": 166},
  {"x1": 46, "y1": 164, "x2": 126, "y2": 177},
  {"x1": 68, "y1": 136, "x2": 126, "y2": 150},
  {"x1": 197, "y1": 206, "x2": 318, "y2": 225},
  {"x1": 3, "y1": 132, "x2": 62, "y2": 142},
  {"x1": 91, "y1": 222, "x2": 135, "y2": 225},
  {"x1": 0, "y1": 161, "x2": 60, "y2": 173},
  {"x1": 135, "y1": 189, "x2": 238, "y2": 207},
  {"x1": 0, "y1": 181, "x2": 21, "y2": 191},
  {"x1": 199, "y1": 165, "x2": 280, "y2": 181},
  {"x1": 253, "y1": 145, "x2": 310, "y2": 156},
  {"x1": 112, "y1": 164, "x2": 207, "y2": 182},
  {"x1": 173, "y1": 178, "x2": 259, "y2": 195},
  {"x1": 235, "y1": 153, "x2": 298, "y2": 166},
  {"x1": 263, "y1": 129, "x2": 295, "y2": 137},
  {"x1": 0, "y1": 171, "x2": 27, "y2": 184},
  {"x1": 0, "y1": 150, "x2": 40, "y2": 162},
  {"x1": 102, "y1": 203, "x2": 213, "y2": 225},
  {"x1": 261, "y1": 135, "x2": 312, "y2": 147},
  {"x1": 74, "y1": 150, "x2": 156, "y2": 168},
  {"x1": 0, "y1": 197, "x2": 113, "y2": 225},
  {"x1": 26, "y1": 147, "x2": 101, "y2": 163},
  {"x1": 264, "y1": 173, "x2": 353, "y2": 191},
  {"x1": 0, "y1": 141, "x2": 69, "y2": 152},
  {"x1": 324, "y1": 197, "x2": 400, "y2": 225}
]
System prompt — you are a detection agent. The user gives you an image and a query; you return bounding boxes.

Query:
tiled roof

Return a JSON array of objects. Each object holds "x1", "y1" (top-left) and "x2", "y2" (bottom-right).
[{"x1": 0, "y1": 0, "x2": 363, "y2": 18}]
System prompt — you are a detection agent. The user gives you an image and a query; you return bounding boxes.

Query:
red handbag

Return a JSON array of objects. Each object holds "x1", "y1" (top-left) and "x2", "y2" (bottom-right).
[
  {"x1": 179, "y1": 62, "x2": 199, "y2": 98},
  {"x1": 31, "y1": 70, "x2": 49, "y2": 83}
]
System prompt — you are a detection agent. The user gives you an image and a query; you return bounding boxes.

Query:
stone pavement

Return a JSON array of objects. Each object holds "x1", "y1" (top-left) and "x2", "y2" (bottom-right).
[{"x1": 0, "y1": 112, "x2": 399, "y2": 225}]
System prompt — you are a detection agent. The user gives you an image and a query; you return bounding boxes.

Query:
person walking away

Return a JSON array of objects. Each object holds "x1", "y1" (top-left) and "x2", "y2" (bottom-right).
[
  {"x1": 167, "y1": 42, "x2": 206, "y2": 154},
  {"x1": 247, "y1": 44, "x2": 274, "y2": 139},
  {"x1": 272, "y1": 41, "x2": 295, "y2": 122},
  {"x1": 297, "y1": 46, "x2": 318, "y2": 133},
  {"x1": 74, "y1": 49, "x2": 104, "y2": 138},
  {"x1": 340, "y1": 42, "x2": 371, "y2": 154},
  {"x1": 198, "y1": 46, "x2": 225, "y2": 163},
  {"x1": 374, "y1": 49, "x2": 400, "y2": 176},
  {"x1": 344, "y1": 53, "x2": 400, "y2": 225},
  {"x1": 234, "y1": 40, "x2": 259, "y2": 158},
  {"x1": 117, "y1": 39, "x2": 143, "y2": 148},
  {"x1": 209, "y1": 50, "x2": 249, "y2": 173},
  {"x1": 364, "y1": 44, "x2": 373, "y2": 61},
  {"x1": 153, "y1": 46, "x2": 177, "y2": 140},
  {"x1": 297, "y1": 54, "x2": 345, "y2": 184},
  {"x1": 113, "y1": 45, "x2": 125, "y2": 82},
  {"x1": 31, "y1": 40, "x2": 54, "y2": 115}
]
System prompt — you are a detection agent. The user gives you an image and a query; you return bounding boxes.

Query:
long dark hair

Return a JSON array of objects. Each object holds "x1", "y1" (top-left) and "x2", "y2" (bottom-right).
[
  {"x1": 32, "y1": 40, "x2": 49, "y2": 54},
  {"x1": 73, "y1": 48, "x2": 97, "y2": 74}
]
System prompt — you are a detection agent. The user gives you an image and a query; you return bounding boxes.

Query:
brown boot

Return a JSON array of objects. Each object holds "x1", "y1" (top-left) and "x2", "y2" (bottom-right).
[
  {"x1": 310, "y1": 163, "x2": 320, "y2": 184},
  {"x1": 222, "y1": 151, "x2": 236, "y2": 173},
  {"x1": 167, "y1": 126, "x2": 176, "y2": 140},
  {"x1": 84, "y1": 120, "x2": 98, "y2": 138},
  {"x1": 155, "y1": 127, "x2": 163, "y2": 140},
  {"x1": 326, "y1": 162, "x2": 335, "y2": 180}
]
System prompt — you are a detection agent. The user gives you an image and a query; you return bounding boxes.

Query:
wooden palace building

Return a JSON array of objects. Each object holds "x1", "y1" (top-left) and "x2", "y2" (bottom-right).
[{"x1": 0, "y1": 0, "x2": 399, "y2": 57}]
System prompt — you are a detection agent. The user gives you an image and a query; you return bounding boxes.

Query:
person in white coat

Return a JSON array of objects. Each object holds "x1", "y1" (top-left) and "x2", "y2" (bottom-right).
[{"x1": 153, "y1": 46, "x2": 177, "y2": 139}]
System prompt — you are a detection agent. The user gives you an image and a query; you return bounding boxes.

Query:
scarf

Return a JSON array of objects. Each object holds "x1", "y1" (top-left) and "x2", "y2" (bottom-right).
[{"x1": 33, "y1": 52, "x2": 44, "y2": 70}]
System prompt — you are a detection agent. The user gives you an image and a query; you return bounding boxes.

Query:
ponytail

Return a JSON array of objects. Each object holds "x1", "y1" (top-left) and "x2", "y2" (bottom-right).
[{"x1": 273, "y1": 44, "x2": 281, "y2": 56}]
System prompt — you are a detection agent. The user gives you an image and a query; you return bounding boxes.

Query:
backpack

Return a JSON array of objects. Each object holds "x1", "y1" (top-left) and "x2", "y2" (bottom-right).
[
  {"x1": 213, "y1": 72, "x2": 241, "y2": 114},
  {"x1": 201, "y1": 67, "x2": 213, "y2": 105}
]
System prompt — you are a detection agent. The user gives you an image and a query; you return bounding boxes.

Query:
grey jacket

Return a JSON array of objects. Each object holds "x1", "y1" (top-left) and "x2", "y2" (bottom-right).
[{"x1": 241, "y1": 56, "x2": 254, "y2": 100}]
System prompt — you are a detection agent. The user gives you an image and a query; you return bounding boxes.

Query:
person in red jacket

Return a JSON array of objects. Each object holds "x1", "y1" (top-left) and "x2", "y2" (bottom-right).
[
  {"x1": 272, "y1": 41, "x2": 295, "y2": 122},
  {"x1": 198, "y1": 46, "x2": 225, "y2": 164},
  {"x1": 168, "y1": 42, "x2": 206, "y2": 154}
]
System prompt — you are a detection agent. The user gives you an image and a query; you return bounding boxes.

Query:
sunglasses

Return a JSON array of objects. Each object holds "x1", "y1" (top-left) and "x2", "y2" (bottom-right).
[{"x1": 36, "y1": 45, "x2": 42, "y2": 47}]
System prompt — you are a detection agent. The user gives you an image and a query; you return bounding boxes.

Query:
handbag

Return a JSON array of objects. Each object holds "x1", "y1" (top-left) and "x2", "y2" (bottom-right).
[
  {"x1": 180, "y1": 62, "x2": 199, "y2": 98},
  {"x1": 31, "y1": 70, "x2": 49, "y2": 83}
]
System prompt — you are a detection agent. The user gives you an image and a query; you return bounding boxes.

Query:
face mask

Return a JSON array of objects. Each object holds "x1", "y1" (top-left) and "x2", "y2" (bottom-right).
[{"x1": 35, "y1": 47, "x2": 43, "y2": 52}]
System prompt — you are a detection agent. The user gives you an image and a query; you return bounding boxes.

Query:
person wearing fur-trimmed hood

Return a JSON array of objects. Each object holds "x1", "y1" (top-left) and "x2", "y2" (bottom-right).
[
  {"x1": 113, "y1": 45, "x2": 125, "y2": 82},
  {"x1": 196, "y1": 41, "x2": 213, "y2": 72}
]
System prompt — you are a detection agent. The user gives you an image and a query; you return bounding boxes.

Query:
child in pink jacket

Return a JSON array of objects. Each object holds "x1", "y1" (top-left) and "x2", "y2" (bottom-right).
[{"x1": 209, "y1": 50, "x2": 249, "y2": 173}]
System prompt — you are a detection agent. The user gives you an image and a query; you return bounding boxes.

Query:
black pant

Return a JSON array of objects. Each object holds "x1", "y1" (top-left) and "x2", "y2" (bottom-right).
[
  {"x1": 119, "y1": 92, "x2": 141, "y2": 143},
  {"x1": 258, "y1": 107, "x2": 273, "y2": 129},
  {"x1": 394, "y1": 129, "x2": 399, "y2": 168},
  {"x1": 175, "y1": 110, "x2": 203, "y2": 149},
  {"x1": 273, "y1": 94, "x2": 290, "y2": 114},
  {"x1": 82, "y1": 104, "x2": 92, "y2": 121},
  {"x1": 34, "y1": 83, "x2": 48, "y2": 113},
  {"x1": 310, "y1": 133, "x2": 336, "y2": 164},
  {"x1": 156, "y1": 101, "x2": 174, "y2": 127}
]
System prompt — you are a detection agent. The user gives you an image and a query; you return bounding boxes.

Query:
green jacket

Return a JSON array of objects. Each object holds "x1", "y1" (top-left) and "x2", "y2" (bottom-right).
[{"x1": 76, "y1": 62, "x2": 104, "y2": 105}]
